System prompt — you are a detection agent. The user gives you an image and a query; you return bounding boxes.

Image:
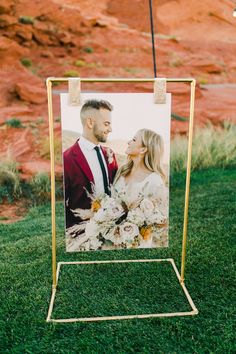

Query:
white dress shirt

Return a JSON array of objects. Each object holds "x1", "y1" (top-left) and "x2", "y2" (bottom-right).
[{"x1": 78, "y1": 136, "x2": 109, "y2": 194}]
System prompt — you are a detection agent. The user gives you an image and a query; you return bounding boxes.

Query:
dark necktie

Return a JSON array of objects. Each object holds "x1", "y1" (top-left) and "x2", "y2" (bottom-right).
[{"x1": 94, "y1": 146, "x2": 110, "y2": 195}]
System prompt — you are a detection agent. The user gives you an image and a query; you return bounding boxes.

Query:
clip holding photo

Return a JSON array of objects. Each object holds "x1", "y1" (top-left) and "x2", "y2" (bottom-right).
[
  {"x1": 154, "y1": 78, "x2": 167, "y2": 104},
  {"x1": 68, "y1": 78, "x2": 82, "y2": 106}
]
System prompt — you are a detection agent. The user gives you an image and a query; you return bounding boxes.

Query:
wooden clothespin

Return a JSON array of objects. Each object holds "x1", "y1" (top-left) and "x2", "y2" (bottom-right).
[
  {"x1": 68, "y1": 78, "x2": 82, "y2": 106},
  {"x1": 154, "y1": 78, "x2": 166, "y2": 104}
]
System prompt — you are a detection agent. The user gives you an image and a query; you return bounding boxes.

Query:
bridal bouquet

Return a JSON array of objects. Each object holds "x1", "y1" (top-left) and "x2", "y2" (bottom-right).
[{"x1": 66, "y1": 185, "x2": 168, "y2": 252}]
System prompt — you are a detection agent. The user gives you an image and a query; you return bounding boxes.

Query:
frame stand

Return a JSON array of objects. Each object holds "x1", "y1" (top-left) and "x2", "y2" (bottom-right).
[{"x1": 46, "y1": 78, "x2": 198, "y2": 323}]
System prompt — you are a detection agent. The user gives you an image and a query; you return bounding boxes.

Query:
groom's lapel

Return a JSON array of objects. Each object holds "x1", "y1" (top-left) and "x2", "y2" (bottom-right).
[{"x1": 72, "y1": 140, "x2": 94, "y2": 183}]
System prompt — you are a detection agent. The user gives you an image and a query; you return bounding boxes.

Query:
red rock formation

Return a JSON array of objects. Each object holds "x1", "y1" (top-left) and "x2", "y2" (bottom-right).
[
  {"x1": 15, "y1": 82, "x2": 47, "y2": 104},
  {"x1": 0, "y1": 0, "x2": 235, "y2": 180}
]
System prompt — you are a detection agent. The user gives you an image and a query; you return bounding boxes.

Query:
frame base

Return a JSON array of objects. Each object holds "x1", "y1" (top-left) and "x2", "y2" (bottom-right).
[{"x1": 46, "y1": 258, "x2": 198, "y2": 323}]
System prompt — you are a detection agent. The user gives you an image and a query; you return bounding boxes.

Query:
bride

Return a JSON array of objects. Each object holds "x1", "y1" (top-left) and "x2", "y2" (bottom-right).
[
  {"x1": 113, "y1": 129, "x2": 167, "y2": 203},
  {"x1": 112, "y1": 128, "x2": 168, "y2": 248}
]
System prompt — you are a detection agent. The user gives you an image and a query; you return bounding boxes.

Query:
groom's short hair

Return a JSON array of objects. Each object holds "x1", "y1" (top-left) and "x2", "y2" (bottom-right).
[{"x1": 80, "y1": 99, "x2": 113, "y2": 125}]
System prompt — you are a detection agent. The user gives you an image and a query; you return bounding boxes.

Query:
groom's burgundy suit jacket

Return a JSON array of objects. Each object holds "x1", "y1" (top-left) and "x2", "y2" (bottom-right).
[{"x1": 63, "y1": 140, "x2": 118, "y2": 228}]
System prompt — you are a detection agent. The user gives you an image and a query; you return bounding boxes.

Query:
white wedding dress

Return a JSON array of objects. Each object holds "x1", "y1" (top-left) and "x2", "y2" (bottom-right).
[{"x1": 113, "y1": 172, "x2": 169, "y2": 248}]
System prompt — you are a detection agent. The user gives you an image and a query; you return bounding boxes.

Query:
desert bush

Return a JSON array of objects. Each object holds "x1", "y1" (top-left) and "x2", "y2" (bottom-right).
[
  {"x1": 20, "y1": 58, "x2": 32, "y2": 67},
  {"x1": 40, "y1": 136, "x2": 62, "y2": 164},
  {"x1": 18, "y1": 16, "x2": 34, "y2": 25},
  {"x1": 171, "y1": 123, "x2": 236, "y2": 173},
  {"x1": 83, "y1": 47, "x2": 94, "y2": 53},
  {"x1": 5, "y1": 118, "x2": 23, "y2": 128},
  {"x1": 52, "y1": 81, "x2": 61, "y2": 87},
  {"x1": 123, "y1": 67, "x2": 140, "y2": 74},
  {"x1": 169, "y1": 53, "x2": 183, "y2": 68},
  {"x1": 87, "y1": 62, "x2": 99, "y2": 68},
  {"x1": 30, "y1": 173, "x2": 51, "y2": 204},
  {"x1": 171, "y1": 113, "x2": 188, "y2": 122},
  {"x1": 197, "y1": 76, "x2": 208, "y2": 85},
  {"x1": 63, "y1": 70, "x2": 79, "y2": 78},
  {"x1": 74, "y1": 60, "x2": 86, "y2": 67},
  {"x1": 0, "y1": 160, "x2": 21, "y2": 202}
]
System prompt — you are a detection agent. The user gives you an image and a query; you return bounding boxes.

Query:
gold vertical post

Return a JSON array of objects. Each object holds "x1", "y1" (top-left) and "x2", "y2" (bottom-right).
[
  {"x1": 47, "y1": 78, "x2": 57, "y2": 288},
  {"x1": 180, "y1": 79, "x2": 196, "y2": 283}
]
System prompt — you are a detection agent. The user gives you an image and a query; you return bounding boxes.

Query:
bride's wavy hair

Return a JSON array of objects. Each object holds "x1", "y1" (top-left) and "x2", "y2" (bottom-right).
[{"x1": 114, "y1": 129, "x2": 166, "y2": 184}]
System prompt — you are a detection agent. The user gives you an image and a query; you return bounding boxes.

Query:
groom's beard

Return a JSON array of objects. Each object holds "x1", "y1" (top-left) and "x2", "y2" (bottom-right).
[{"x1": 93, "y1": 124, "x2": 108, "y2": 143}]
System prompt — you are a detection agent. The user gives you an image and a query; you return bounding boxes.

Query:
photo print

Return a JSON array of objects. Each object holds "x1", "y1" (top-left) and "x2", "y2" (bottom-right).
[{"x1": 60, "y1": 92, "x2": 171, "y2": 252}]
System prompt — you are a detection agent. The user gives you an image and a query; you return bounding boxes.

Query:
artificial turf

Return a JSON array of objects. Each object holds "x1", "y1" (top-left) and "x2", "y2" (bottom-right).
[{"x1": 0, "y1": 168, "x2": 235, "y2": 353}]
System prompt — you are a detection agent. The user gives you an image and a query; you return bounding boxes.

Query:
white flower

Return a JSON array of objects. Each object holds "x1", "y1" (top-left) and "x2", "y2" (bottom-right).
[
  {"x1": 85, "y1": 219, "x2": 100, "y2": 238},
  {"x1": 93, "y1": 208, "x2": 110, "y2": 223},
  {"x1": 89, "y1": 237, "x2": 103, "y2": 250},
  {"x1": 139, "y1": 198, "x2": 166, "y2": 224},
  {"x1": 103, "y1": 227, "x2": 122, "y2": 245},
  {"x1": 99, "y1": 194, "x2": 110, "y2": 207},
  {"x1": 94, "y1": 197, "x2": 124, "y2": 222},
  {"x1": 119, "y1": 222, "x2": 139, "y2": 242},
  {"x1": 77, "y1": 237, "x2": 102, "y2": 251},
  {"x1": 110, "y1": 200, "x2": 124, "y2": 219},
  {"x1": 100, "y1": 196, "x2": 115, "y2": 209},
  {"x1": 140, "y1": 198, "x2": 155, "y2": 215},
  {"x1": 80, "y1": 240, "x2": 90, "y2": 251},
  {"x1": 127, "y1": 208, "x2": 145, "y2": 226},
  {"x1": 146, "y1": 209, "x2": 165, "y2": 225}
]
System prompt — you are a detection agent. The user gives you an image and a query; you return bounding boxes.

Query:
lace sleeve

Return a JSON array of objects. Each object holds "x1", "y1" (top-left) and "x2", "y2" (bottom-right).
[{"x1": 142, "y1": 174, "x2": 168, "y2": 217}]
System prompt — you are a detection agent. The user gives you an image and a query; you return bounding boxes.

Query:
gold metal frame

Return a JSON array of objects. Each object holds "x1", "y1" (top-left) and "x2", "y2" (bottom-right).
[{"x1": 46, "y1": 77, "x2": 198, "y2": 322}]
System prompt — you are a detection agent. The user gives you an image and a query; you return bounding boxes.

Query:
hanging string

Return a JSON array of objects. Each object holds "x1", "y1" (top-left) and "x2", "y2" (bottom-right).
[{"x1": 148, "y1": 0, "x2": 157, "y2": 78}]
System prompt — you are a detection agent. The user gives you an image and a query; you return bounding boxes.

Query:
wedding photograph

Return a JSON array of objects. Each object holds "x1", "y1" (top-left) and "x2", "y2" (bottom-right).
[{"x1": 60, "y1": 93, "x2": 171, "y2": 251}]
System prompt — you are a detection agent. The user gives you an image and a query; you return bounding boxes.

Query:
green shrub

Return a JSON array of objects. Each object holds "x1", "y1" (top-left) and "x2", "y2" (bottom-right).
[
  {"x1": 18, "y1": 16, "x2": 34, "y2": 25},
  {"x1": 169, "y1": 53, "x2": 183, "y2": 68},
  {"x1": 87, "y1": 62, "x2": 99, "y2": 68},
  {"x1": 5, "y1": 118, "x2": 23, "y2": 128},
  {"x1": 63, "y1": 70, "x2": 79, "y2": 78},
  {"x1": 30, "y1": 173, "x2": 51, "y2": 204},
  {"x1": 0, "y1": 161, "x2": 21, "y2": 203},
  {"x1": 0, "y1": 185, "x2": 14, "y2": 203},
  {"x1": 0, "y1": 216, "x2": 9, "y2": 221},
  {"x1": 171, "y1": 113, "x2": 188, "y2": 122},
  {"x1": 20, "y1": 58, "x2": 32, "y2": 67},
  {"x1": 74, "y1": 60, "x2": 99, "y2": 68},
  {"x1": 74, "y1": 60, "x2": 86, "y2": 67},
  {"x1": 83, "y1": 47, "x2": 94, "y2": 53},
  {"x1": 52, "y1": 81, "x2": 61, "y2": 87},
  {"x1": 40, "y1": 136, "x2": 62, "y2": 164},
  {"x1": 123, "y1": 67, "x2": 140, "y2": 74},
  {"x1": 171, "y1": 123, "x2": 236, "y2": 173},
  {"x1": 197, "y1": 76, "x2": 208, "y2": 85}
]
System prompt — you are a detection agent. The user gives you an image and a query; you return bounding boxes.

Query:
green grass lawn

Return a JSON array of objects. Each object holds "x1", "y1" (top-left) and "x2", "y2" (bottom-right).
[{"x1": 0, "y1": 168, "x2": 235, "y2": 353}]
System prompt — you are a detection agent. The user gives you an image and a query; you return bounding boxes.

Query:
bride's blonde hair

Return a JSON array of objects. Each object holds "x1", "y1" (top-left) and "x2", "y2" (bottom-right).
[{"x1": 114, "y1": 129, "x2": 166, "y2": 184}]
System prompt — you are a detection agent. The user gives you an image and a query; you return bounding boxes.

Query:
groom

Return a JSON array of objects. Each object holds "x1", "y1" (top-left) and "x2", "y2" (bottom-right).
[{"x1": 63, "y1": 99, "x2": 118, "y2": 228}]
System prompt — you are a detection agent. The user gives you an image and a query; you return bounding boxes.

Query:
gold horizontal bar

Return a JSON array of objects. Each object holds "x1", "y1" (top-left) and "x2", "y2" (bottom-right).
[
  {"x1": 46, "y1": 77, "x2": 196, "y2": 84},
  {"x1": 58, "y1": 258, "x2": 173, "y2": 266},
  {"x1": 50, "y1": 310, "x2": 198, "y2": 323}
]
